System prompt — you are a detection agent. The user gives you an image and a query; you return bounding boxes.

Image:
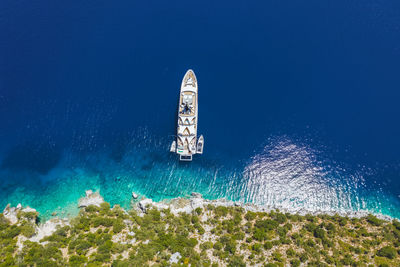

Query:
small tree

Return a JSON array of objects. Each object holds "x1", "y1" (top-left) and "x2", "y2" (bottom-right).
[{"x1": 377, "y1": 246, "x2": 397, "y2": 259}]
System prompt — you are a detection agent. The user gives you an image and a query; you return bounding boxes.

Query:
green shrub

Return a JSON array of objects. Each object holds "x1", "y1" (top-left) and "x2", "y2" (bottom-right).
[
  {"x1": 305, "y1": 222, "x2": 317, "y2": 233},
  {"x1": 299, "y1": 253, "x2": 308, "y2": 262},
  {"x1": 253, "y1": 228, "x2": 267, "y2": 241},
  {"x1": 392, "y1": 220, "x2": 400, "y2": 230},
  {"x1": 2, "y1": 225, "x2": 21, "y2": 239},
  {"x1": 367, "y1": 215, "x2": 382, "y2": 226},
  {"x1": 111, "y1": 259, "x2": 130, "y2": 267},
  {"x1": 85, "y1": 205, "x2": 99, "y2": 213},
  {"x1": 264, "y1": 241, "x2": 273, "y2": 250},
  {"x1": 207, "y1": 204, "x2": 214, "y2": 211},
  {"x1": 93, "y1": 217, "x2": 113, "y2": 228},
  {"x1": 376, "y1": 246, "x2": 397, "y2": 259},
  {"x1": 325, "y1": 222, "x2": 336, "y2": 232},
  {"x1": 305, "y1": 214, "x2": 317, "y2": 222},
  {"x1": 280, "y1": 236, "x2": 291, "y2": 245},
  {"x1": 69, "y1": 255, "x2": 87, "y2": 266},
  {"x1": 272, "y1": 239, "x2": 281, "y2": 246},
  {"x1": 227, "y1": 255, "x2": 245, "y2": 267},
  {"x1": 223, "y1": 239, "x2": 236, "y2": 254},
  {"x1": 254, "y1": 219, "x2": 278, "y2": 231},
  {"x1": 100, "y1": 202, "x2": 111, "y2": 212},
  {"x1": 245, "y1": 211, "x2": 257, "y2": 221},
  {"x1": 111, "y1": 243, "x2": 127, "y2": 254},
  {"x1": 290, "y1": 259, "x2": 301, "y2": 267},
  {"x1": 200, "y1": 241, "x2": 213, "y2": 250},
  {"x1": 215, "y1": 206, "x2": 228, "y2": 217},
  {"x1": 305, "y1": 239, "x2": 316, "y2": 247},
  {"x1": 286, "y1": 248, "x2": 295, "y2": 257},
  {"x1": 272, "y1": 251, "x2": 283, "y2": 262},
  {"x1": 213, "y1": 242, "x2": 223, "y2": 250},
  {"x1": 75, "y1": 240, "x2": 91, "y2": 255},
  {"x1": 18, "y1": 211, "x2": 38, "y2": 221},
  {"x1": 314, "y1": 227, "x2": 326, "y2": 239},
  {"x1": 232, "y1": 230, "x2": 245, "y2": 240},
  {"x1": 341, "y1": 254, "x2": 353, "y2": 265},
  {"x1": 274, "y1": 213, "x2": 287, "y2": 224},
  {"x1": 196, "y1": 224, "x2": 205, "y2": 235},
  {"x1": 195, "y1": 207, "x2": 203, "y2": 215},
  {"x1": 20, "y1": 222, "x2": 36, "y2": 237},
  {"x1": 113, "y1": 219, "x2": 125, "y2": 233},
  {"x1": 338, "y1": 217, "x2": 348, "y2": 226},
  {"x1": 276, "y1": 226, "x2": 288, "y2": 238},
  {"x1": 252, "y1": 243, "x2": 262, "y2": 253}
]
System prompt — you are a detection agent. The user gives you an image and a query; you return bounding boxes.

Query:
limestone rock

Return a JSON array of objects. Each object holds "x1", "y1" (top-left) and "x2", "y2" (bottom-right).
[
  {"x1": 78, "y1": 190, "x2": 104, "y2": 208},
  {"x1": 191, "y1": 197, "x2": 204, "y2": 211},
  {"x1": 169, "y1": 252, "x2": 181, "y2": 264},
  {"x1": 22, "y1": 207, "x2": 37, "y2": 213},
  {"x1": 138, "y1": 199, "x2": 153, "y2": 213},
  {"x1": 168, "y1": 198, "x2": 191, "y2": 214},
  {"x1": 3, "y1": 204, "x2": 20, "y2": 224},
  {"x1": 30, "y1": 218, "x2": 69, "y2": 243}
]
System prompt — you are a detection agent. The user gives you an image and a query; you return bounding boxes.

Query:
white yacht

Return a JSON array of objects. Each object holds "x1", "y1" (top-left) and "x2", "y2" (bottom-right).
[{"x1": 170, "y1": 69, "x2": 204, "y2": 161}]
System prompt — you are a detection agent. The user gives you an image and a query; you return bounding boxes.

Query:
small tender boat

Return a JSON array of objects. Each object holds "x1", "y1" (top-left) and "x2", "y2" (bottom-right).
[
  {"x1": 196, "y1": 135, "x2": 204, "y2": 154},
  {"x1": 170, "y1": 69, "x2": 204, "y2": 161}
]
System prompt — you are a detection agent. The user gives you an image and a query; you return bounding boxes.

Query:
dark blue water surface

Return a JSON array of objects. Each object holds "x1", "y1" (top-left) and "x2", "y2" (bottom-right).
[{"x1": 1, "y1": 0, "x2": 399, "y2": 218}]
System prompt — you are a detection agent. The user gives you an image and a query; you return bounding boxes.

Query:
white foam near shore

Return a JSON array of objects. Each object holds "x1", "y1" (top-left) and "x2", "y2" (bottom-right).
[
  {"x1": 1, "y1": 189, "x2": 396, "y2": 251},
  {"x1": 134, "y1": 191, "x2": 394, "y2": 221},
  {"x1": 2, "y1": 189, "x2": 394, "y2": 243}
]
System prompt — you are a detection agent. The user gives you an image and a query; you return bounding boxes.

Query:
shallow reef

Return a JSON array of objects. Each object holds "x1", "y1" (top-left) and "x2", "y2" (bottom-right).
[{"x1": 0, "y1": 192, "x2": 400, "y2": 266}]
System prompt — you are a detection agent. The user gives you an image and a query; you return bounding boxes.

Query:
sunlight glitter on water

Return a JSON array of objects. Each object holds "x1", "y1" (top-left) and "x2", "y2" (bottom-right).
[{"x1": 0, "y1": 134, "x2": 399, "y2": 219}]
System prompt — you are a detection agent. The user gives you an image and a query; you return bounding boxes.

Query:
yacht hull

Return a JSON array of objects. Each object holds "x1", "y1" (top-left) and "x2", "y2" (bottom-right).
[{"x1": 170, "y1": 70, "x2": 203, "y2": 161}]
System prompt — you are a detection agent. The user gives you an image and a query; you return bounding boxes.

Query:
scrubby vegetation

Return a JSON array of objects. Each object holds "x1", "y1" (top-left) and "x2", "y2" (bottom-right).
[{"x1": 1, "y1": 202, "x2": 400, "y2": 266}]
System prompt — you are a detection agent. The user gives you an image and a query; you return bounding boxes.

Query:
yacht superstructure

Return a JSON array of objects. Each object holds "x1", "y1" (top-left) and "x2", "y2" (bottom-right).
[{"x1": 170, "y1": 69, "x2": 204, "y2": 161}]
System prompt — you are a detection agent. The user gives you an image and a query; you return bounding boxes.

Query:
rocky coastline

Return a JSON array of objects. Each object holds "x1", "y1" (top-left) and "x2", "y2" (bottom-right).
[{"x1": 1, "y1": 190, "x2": 399, "y2": 266}]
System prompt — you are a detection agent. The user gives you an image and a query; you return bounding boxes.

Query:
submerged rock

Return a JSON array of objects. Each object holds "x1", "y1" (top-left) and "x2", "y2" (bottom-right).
[
  {"x1": 191, "y1": 192, "x2": 202, "y2": 198},
  {"x1": 78, "y1": 190, "x2": 104, "y2": 208}
]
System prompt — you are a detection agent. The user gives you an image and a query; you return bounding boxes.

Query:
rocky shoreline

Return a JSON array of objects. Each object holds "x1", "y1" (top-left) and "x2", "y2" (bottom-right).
[
  {"x1": 2, "y1": 189, "x2": 394, "y2": 243},
  {"x1": 1, "y1": 190, "x2": 399, "y2": 266}
]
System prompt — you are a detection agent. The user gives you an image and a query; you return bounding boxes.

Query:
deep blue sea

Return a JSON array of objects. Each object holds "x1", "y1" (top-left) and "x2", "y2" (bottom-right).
[{"x1": 1, "y1": 0, "x2": 399, "y2": 219}]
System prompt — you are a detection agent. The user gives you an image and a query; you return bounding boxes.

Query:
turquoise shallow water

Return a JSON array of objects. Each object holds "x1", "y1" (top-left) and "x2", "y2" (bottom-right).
[
  {"x1": 1, "y1": 0, "x2": 400, "y2": 221},
  {"x1": 1, "y1": 130, "x2": 399, "y2": 220}
]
